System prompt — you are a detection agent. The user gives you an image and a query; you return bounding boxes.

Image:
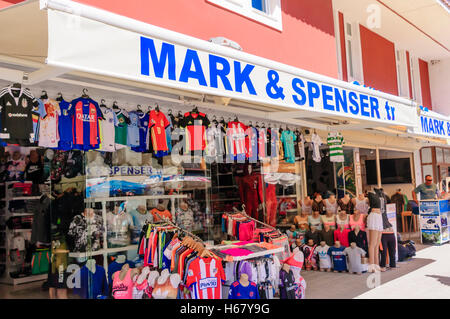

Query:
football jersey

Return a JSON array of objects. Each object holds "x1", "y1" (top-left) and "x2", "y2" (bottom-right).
[
  {"x1": 38, "y1": 99, "x2": 61, "y2": 148},
  {"x1": 127, "y1": 111, "x2": 140, "y2": 148},
  {"x1": 257, "y1": 128, "x2": 267, "y2": 159},
  {"x1": 280, "y1": 130, "x2": 296, "y2": 163},
  {"x1": 98, "y1": 107, "x2": 118, "y2": 152},
  {"x1": 165, "y1": 115, "x2": 173, "y2": 153},
  {"x1": 181, "y1": 112, "x2": 210, "y2": 152},
  {"x1": 245, "y1": 126, "x2": 258, "y2": 162},
  {"x1": 149, "y1": 110, "x2": 170, "y2": 157},
  {"x1": 0, "y1": 86, "x2": 39, "y2": 143},
  {"x1": 57, "y1": 99, "x2": 73, "y2": 150},
  {"x1": 32, "y1": 98, "x2": 47, "y2": 144},
  {"x1": 227, "y1": 121, "x2": 247, "y2": 158},
  {"x1": 228, "y1": 281, "x2": 260, "y2": 299},
  {"x1": 69, "y1": 98, "x2": 104, "y2": 150},
  {"x1": 186, "y1": 257, "x2": 226, "y2": 299},
  {"x1": 205, "y1": 125, "x2": 226, "y2": 161},
  {"x1": 115, "y1": 110, "x2": 129, "y2": 148},
  {"x1": 131, "y1": 112, "x2": 150, "y2": 153}
]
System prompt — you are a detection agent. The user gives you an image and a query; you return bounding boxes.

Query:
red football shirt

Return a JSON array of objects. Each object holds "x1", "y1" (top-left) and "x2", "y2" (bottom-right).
[
  {"x1": 186, "y1": 257, "x2": 225, "y2": 299},
  {"x1": 149, "y1": 110, "x2": 170, "y2": 153},
  {"x1": 182, "y1": 112, "x2": 210, "y2": 151}
]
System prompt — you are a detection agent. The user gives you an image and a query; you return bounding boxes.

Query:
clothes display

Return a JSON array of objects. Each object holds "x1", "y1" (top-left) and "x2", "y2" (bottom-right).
[
  {"x1": 380, "y1": 232, "x2": 396, "y2": 269},
  {"x1": 349, "y1": 214, "x2": 366, "y2": 231},
  {"x1": 328, "y1": 246, "x2": 347, "y2": 271},
  {"x1": 175, "y1": 207, "x2": 194, "y2": 232},
  {"x1": 348, "y1": 229, "x2": 368, "y2": 254},
  {"x1": 344, "y1": 246, "x2": 366, "y2": 273},
  {"x1": 311, "y1": 133, "x2": 322, "y2": 163},
  {"x1": 326, "y1": 132, "x2": 345, "y2": 163},
  {"x1": 279, "y1": 268, "x2": 296, "y2": 299},
  {"x1": 67, "y1": 213, "x2": 104, "y2": 252},
  {"x1": 315, "y1": 245, "x2": 331, "y2": 269},
  {"x1": 334, "y1": 227, "x2": 350, "y2": 247},
  {"x1": 106, "y1": 210, "x2": 133, "y2": 247},
  {"x1": 228, "y1": 281, "x2": 259, "y2": 299},
  {"x1": 73, "y1": 264, "x2": 109, "y2": 299}
]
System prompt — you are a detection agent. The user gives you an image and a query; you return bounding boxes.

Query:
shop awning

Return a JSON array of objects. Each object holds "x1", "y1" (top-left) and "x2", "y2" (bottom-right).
[{"x1": 0, "y1": 0, "x2": 445, "y2": 145}]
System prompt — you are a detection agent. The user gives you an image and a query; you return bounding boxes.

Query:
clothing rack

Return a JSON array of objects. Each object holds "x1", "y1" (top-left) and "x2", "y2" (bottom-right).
[
  {"x1": 151, "y1": 210, "x2": 204, "y2": 242},
  {"x1": 231, "y1": 204, "x2": 282, "y2": 236}
]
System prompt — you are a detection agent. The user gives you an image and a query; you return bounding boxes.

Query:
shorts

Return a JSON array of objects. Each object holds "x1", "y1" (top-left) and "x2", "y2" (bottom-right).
[
  {"x1": 47, "y1": 272, "x2": 69, "y2": 289},
  {"x1": 366, "y1": 212, "x2": 383, "y2": 231}
]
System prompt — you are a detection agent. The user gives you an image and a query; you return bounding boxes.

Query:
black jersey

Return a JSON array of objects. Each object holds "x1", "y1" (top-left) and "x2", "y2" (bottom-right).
[{"x1": 0, "y1": 86, "x2": 39, "y2": 143}]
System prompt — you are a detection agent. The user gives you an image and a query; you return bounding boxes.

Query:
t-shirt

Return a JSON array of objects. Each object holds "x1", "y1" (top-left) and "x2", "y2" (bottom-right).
[
  {"x1": 69, "y1": 98, "x2": 104, "y2": 150},
  {"x1": 150, "y1": 208, "x2": 172, "y2": 222},
  {"x1": 129, "y1": 209, "x2": 153, "y2": 230},
  {"x1": 0, "y1": 86, "x2": 40, "y2": 143},
  {"x1": 414, "y1": 183, "x2": 438, "y2": 200},
  {"x1": 205, "y1": 125, "x2": 226, "y2": 160},
  {"x1": 175, "y1": 208, "x2": 194, "y2": 232},
  {"x1": 38, "y1": 99, "x2": 61, "y2": 148},
  {"x1": 127, "y1": 111, "x2": 140, "y2": 148},
  {"x1": 315, "y1": 245, "x2": 331, "y2": 269},
  {"x1": 73, "y1": 265, "x2": 109, "y2": 299},
  {"x1": 311, "y1": 133, "x2": 322, "y2": 163},
  {"x1": 246, "y1": 126, "x2": 258, "y2": 162},
  {"x1": 327, "y1": 132, "x2": 345, "y2": 162},
  {"x1": 32, "y1": 98, "x2": 47, "y2": 143},
  {"x1": 114, "y1": 110, "x2": 129, "y2": 147},
  {"x1": 106, "y1": 211, "x2": 133, "y2": 247},
  {"x1": 228, "y1": 281, "x2": 259, "y2": 299},
  {"x1": 186, "y1": 257, "x2": 226, "y2": 299},
  {"x1": 280, "y1": 130, "x2": 297, "y2": 163},
  {"x1": 295, "y1": 131, "x2": 306, "y2": 160},
  {"x1": 182, "y1": 112, "x2": 210, "y2": 152},
  {"x1": 132, "y1": 112, "x2": 150, "y2": 153},
  {"x1": 98, "y1": 107, "x2": 118, "y2": 152},
  {"x1": 327, "y1": 246, "x2": 347, "y2": 271},
  {"x1": 57, "y1": 99, "x2": 73, "y2": 150},
  {"x1": 149, "y1": 110, "x2": 170, "y2": 157}
]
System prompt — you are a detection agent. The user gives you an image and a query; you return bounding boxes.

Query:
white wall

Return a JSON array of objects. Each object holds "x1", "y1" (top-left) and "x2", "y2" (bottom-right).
[{"x1": 429, "y1": 58, "x2": 450, "y2": 116}]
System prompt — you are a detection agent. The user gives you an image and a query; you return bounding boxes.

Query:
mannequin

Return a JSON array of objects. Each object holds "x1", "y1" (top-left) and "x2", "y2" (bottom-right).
[
  {"x1": 295, "y1": 223, "x2": 308, "y2": 245},
  {"x1": 319, "y1": 224, "x2": 334, "y2": 246},
  {"x1": 303, "y1": 239, "x2": 318, "y2": 271},
  {"x1": 367, "y1": 188, "x2": 391, "y2": 272},
  {"x1": 286, "y1": 225, "x2": 297, "y2": 246},
  {"x1": 328, "y1": 240, "x2": 347, "y2": 273},
  {"x1": 279, "y1": 263, "x2": 296, "y2": 299},
  {"x1": 116, "y1": 255, "x2": 126, "y2": 264},
  {"x1": 305, "y1": 225, "x2": 320, "y2": 246},
  {"x1": 338, "y1": 194, "x2": 352, "y2": 214},
  {"x1": 281, "y1": 248, "x2": 306, "y2": 299},
  {"x1": 316, "y1": 241, "x2": 331, "y2": 272},
  {"x1": 352, "y1": 193, "x2": 369, "y2": 215},
  {"x1": 175, "y1": 201, "x2": 194, "y2": 232},
  {"x1": 320, "y1": 210, "x2": 336, "y2": 230},
  {"x1": 130, "y1": 204, "x2": 152, "y2": 244},
  {"x1": 323, "y1": 194, "x2": 339, "y2": 215},
  {"x1": 344, "y1": 242, "x2": 366, "y2": 275},
  {"x1": 107, "y1": 203, "x2": 133, "y2": 247},
  {"x1": 86, "y1": 259, "x2": 96, "y2": 274},
  {"x1": 349, "y1": 209, "x2": 366, "y2": 231},
  {"x1": 334, "y1": 224, "x2": 350, "y2": 247},
  {"x1": 293, "y1": 210, "x2": 309, "y2": 230},
  {"x1": 298, "y1": 196, "x2": 313, "y2": 215},
  {"x1": 228, "y1": 273, "x2": 259, "y2": 299},
  {"x1": 308, "y1": 210, "x2": 322, "y2": 230},
  {"x1": 151, "y1": 204, "x2": 172, "y2": 222},
  {"x1": 312, "y1": 194, "x2": 324, "y2": 215},
  {"x1": 336, "y1": 209, "x2": 350, "y2": 230},
  {"x1": 112, "y1": 264, "x2": 139, "y2": 299},
  {"x1": 132, "y1": 266, "x2": 150, "y2": 299},
  {"x1": 348, "y1": 225, "x2": 368, "y2": 254},
  {"x1": 153, "y1": 269, "x2": 181, "y2": 299}
]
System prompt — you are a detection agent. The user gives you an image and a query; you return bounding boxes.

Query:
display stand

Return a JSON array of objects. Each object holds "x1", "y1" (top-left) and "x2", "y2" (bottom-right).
[
  {"x1": 0, "y1": 181, "x2": 49, "y2": 285},
  {"x1": 419, "y1": 200, "x2": 449, "y2": 245},
  {"x1": 70, "y1": 194, "x2": 187, "y2": 278}
]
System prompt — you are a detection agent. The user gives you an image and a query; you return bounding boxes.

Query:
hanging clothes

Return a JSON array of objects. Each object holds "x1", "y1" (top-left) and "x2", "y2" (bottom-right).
[
  {"x1": 311, "y1": 133, "x2": 322, "y2": 163},
  {"x1": 327, "y1": 132, "x2": 345, "y2": 162},
  {"x1": 280, "y1": 130, "x2": 296, "y2": 163}
]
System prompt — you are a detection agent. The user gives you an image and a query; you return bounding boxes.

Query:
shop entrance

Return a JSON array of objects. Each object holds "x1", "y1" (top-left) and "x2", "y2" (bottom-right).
[{"x1": 305, "y1": 145, "x2": 334, "y2": 197}]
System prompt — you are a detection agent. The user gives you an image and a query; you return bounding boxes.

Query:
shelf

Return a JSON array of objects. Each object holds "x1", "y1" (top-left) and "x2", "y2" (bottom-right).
[
  {"x1": 2, "y1": 196, "x2": 42, "y2": 201},
  {"x1": 211, "y1": 185, "x2": 238, "y2": 189},
  {"x1": 84, "y1": 194, "x2": 188, "y2": 203},
  {"x1": 0, "y1": 273, "x2": 47, "y2": 285},
  {"x1": 68, "y1": 245, "x2": 138, "y2": 258},
  {"x1": 277, "y1": 195, "x2": 297, "y2": 198},
  {"x1": 200, "y1": 198, "x2": 240, "y2": 203},
  {"x1": 11, "y1": 213, "x2": 34, "y2": 217}
]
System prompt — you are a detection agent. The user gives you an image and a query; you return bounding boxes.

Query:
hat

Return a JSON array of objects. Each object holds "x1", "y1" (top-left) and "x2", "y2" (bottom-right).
[{"x1": 282, "y1": 248, "x2": 304, "y2": 268}]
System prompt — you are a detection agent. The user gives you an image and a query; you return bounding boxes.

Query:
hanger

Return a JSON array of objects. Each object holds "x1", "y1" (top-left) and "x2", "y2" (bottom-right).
[
  {"x1": 212, "y1": 115, "x2": 218, "y2": 126},
  {"x1": 40, "y1": 90, "x2": 48, "y2": 100},
  {"x1": 262, "y1": 122, "x2": 266, "y2": 128},
  {"x1": 255, "y1": 121, "x2": 260, "y2": 129},
  {"x1": 192, "y1": 106, "x2": 199, "y2": 114},
  {"x1": 248, "y1": 121, "x2": 253, "y2": 127},
  {"x1": 155, "y1": 103, "x2": 160, "y2": 112},
  {"x1": 136, "y1": 104, "x2": 143, "y2": 113},
  {"x1": 100, "y1": 99, "x2": 107, "y2": 108},
  {"x1": 56, "y1": 92, "x2": 64, "y2": 102},
  {"x1": 81, "y1": 88, "x2": 89, "y2": 99},
  {"x1": 234, "y1": 114, "x2": 239, "y2": 122},
  {"x1": 112, "y1": 101, "x2": 120, "y2": 110},
  {"x1": 168, "y1": 109, "x2": 173, "y2": 115}
]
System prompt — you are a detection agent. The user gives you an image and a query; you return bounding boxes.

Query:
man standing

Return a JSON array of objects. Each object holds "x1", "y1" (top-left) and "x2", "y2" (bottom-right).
[{"x1": 412, "y1": 175, "x2": 439, "y2": 204}]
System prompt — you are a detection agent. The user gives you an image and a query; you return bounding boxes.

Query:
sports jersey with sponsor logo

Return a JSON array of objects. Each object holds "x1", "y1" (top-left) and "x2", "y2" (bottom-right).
[
  {"x1": 115, "y1": 110, "x2": 129, "y2": 148},
  {"x1": 127, "y1": 111, "x2": 140, "y2": 148},
  {"x1": 205, "y1": 125, "x2": 226, "y2": 161},
  {"x1": 149, "y1": 110, "x2": 170, "y2": 157},
  {"x1": 32, "y1": 98, "x2": 47, "y2": 144},
  {"x1": 245, "y1": 126, "x2": 258, "y2": 162},
  {"x1": 57, "y1": 99, "x2": 73, "y2": 150},
  {"x1": 69, "y1": 98, "x2": 103, "y2": 150},
  {"x1": 38, "y1": 99, "x2": 60, "y2": 148},
  {"x1": 131, "y1": 112, "x2": 150, "y2": 153},
  {"x1": 186, "y1": 257, "x2": 225, "y2": 299},
  {"x1": 0, "y1": 86, "x2": 39, "y2": 143},
  {"x1": 228, "y1": 281, "x2": 260, "y2": 299},
  {"x1": 98, "y1": 107, "x2": 118, "y2": 152},
  {"x1": 181, "y1": 112, "x2": 210, "y2": 152},
  {"x1": 227, "y1": 121, "x2": 247, "y2": 160}
]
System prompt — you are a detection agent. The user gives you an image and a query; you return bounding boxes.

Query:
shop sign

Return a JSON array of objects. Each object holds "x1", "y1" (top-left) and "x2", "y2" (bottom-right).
[
  {"x1": 45, "y1": 8, "x2": 416, "y2": 127},
  {"x1": 409, "y1": 114, "x2": 450, "y2": 139}
]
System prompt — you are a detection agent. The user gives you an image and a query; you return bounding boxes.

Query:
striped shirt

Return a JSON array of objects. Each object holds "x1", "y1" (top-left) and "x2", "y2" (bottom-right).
[{"x1": 327, "y1": 132, "x2": 344, "y2": 162}]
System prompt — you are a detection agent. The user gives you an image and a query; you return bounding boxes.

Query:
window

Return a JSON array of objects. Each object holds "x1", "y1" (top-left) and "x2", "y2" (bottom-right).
[
  {"x1": 342, "y1": 21, "x2": 363, "y2": 83},
  {"x1": 207, "y1": 0, "x2": 282, "y2": 31},
  {"x1": 395, "y1": 49, "x2": 409, "y2": 98}
]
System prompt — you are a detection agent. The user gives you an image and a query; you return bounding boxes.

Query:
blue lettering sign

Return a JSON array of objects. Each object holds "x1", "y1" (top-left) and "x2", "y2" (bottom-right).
[
  {"x1": 209, "y1": 54, "x2": 233, "y2": 91},
  {"x1": 359, "y1": 94, "x2": 370, "y2": 117},
  {"x1": 369, "y1": 97, "x2": 380, "y2": 119},
  {"x1": 335, "y1": 88, "x2": 348, "y2": 113},
  {"x1": 179, "y1": 49, "x2": 207, "y2": 86},
  {"x1": 234, "y1": 61, "x2": 256, "y2": 95},
  {"x1": 140, "y1": 37, "x2": 176, "y2": 80},
  {"x1": 349, "y1": 92, "x2": 359, "y2": 115},
  {"x1": 292, "y1": 78, "x2": 306, "y2": 106},
  {"x1": 307, "y1": 81, "x2": 320, "y2": 107},
  {"x1": 322, "y1": 85, "x2": 334, "y2": 111}
]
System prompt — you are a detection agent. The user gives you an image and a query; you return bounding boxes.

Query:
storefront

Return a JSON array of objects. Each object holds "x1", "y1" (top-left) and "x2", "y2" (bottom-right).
[{"x1": 0, "y1": 0, "x2": 448, "y2": 300}]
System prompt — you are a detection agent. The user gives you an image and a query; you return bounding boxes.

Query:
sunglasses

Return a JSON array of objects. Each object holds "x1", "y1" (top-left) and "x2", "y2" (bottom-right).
[{"x1": 426, "y1": 179, "x2": 432, "y2": 182}]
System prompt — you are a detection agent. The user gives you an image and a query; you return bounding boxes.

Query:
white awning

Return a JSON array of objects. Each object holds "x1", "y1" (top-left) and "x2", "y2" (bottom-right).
[{"x1": 0, "y1": 0, "x2": 447, "y2": 146}]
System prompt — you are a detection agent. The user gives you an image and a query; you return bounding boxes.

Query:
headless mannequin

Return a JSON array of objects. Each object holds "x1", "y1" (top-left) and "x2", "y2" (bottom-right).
[
  {"x1": 319, "y1": 241, "x2": 331, "y2": 272},
  {"x1": 136, "y1": 266, "x2": 150, "y2": 285},
  {"x1": 294, "y1": 211, "x2": 309, "y2": 229},
  {"x1": 338, "y1": 194, "x2": 352, "y2": 213},
  {"x1": 298, "y1": 197, "x2": 313, "y2": 215},
  {"x1": 118, "y1": 263, "x2": 139, "y2": 281},
  {"x1": 323, "y1": 195, "x2": 338, "y2": 215},
  {"x1": 116, "y1": 255, "x2": 126, "y2": 264},
  {"x1": 348, "y1": 242, "x2": 363, "y2": 275},
  {"x1": 352, "y1": 193, "x2": 369, "y2": 213},
  {"x1": 333, "y1": 241, "x2": 342, "y2": 273}
]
